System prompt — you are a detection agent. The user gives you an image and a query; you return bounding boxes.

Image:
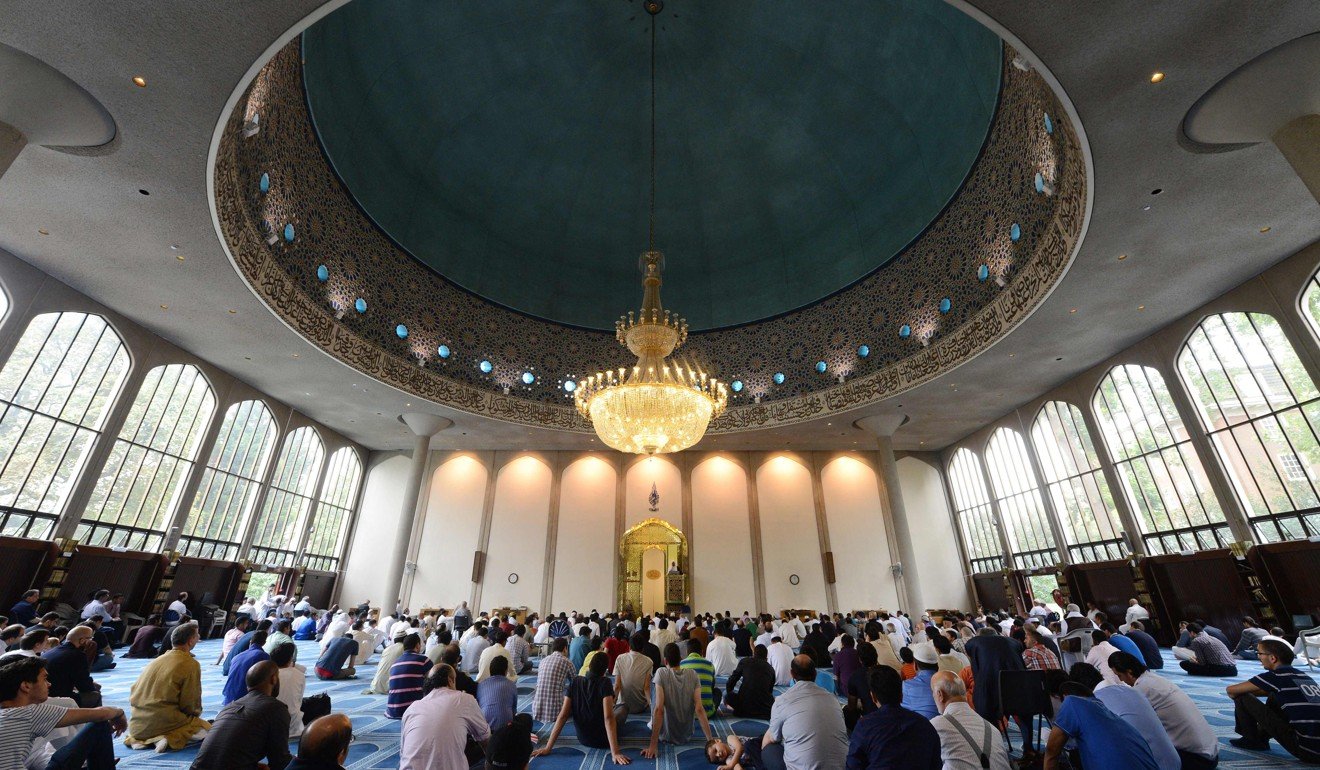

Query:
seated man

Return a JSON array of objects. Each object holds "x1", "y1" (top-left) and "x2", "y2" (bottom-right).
[
  {"x1": 1043, "y1": 674, "x2": 1158, "y2": 770},
  {"x1": 1123, "y1": 620, "x2": 1164, "y2": 670},
  {"x1": 1070, "y1": 663, "x2": 1180, "y2": 769},
  {"x1": 399, "y1": 663, "x2": 490, "y2": 769},
  {"x1": 476, "y1": 656, "x2": 517, "y2": 730},
  {"x1": 725, "y1": 644, "x2": 776, "y2": 720},
  {"x1": 532, "y1": 638, "x2": 575, "y2": 725},
  {"x1": 366, "y1": 634, "x2": 406, "y2": 695},
  {"x1": 1178, "y1": 623, "x2": 1238, "y2": 677},
  {"x1": 216, "y1": 615, "x2": 251, "y2": 666},
  {"x1": 929, "y1": 671, "x2": 1011, "y2": 770},
  {"x1": 315, "y1": 633, "x2": 358, "y2": 681},
  {"x1": 761, "y1": 655, "x2": 848, "y2": 770},
  {"x1": 222, "y1": 619, "x2": 268, "y2": 676},
  {"x1": 680, "y1": 648, "x2": 721, "y2": 717},
  {"x1": 124, "y1": 624, "x2": 209, "y2": 752},
  {"x1": 287, "y1": 713, "x2": 352, "y2": 770},
  {"x1": 0, "y1": 657, "x2": 127, "y2": 770},
  {"x1": 9, "y1": 590, "x2": 40, "y2": 628},
  {"x1": 191, "y1": 661, "x2": 291, "y2": 770},
  {"x1": 533, "y1": 653, "x2": 630, "y2": 765},
  {"x1": 385, "y1": 633, "x2": 429, "y2": 719},
  {"x1": 901, "y1": 643, "x2": 940, "y2": 719},
  {"x1": 612, "y1": 634, "x2": 654, "y2": 723},
  {"x1": 263, "y1": 620, "x2": 294, "y2": 654},
  {"x1": 1227, "y1": 637, "x2": 1320, "y2": 763},
  {"x1": 848, "y1": 666, "x2": 941, "y2": 769},
  {"x1": 39, "y1": 626, "x2": 100, "y2": 708},
  {"x1": 271, "y1": 643, "x2": 307, "y2": 740},
  {"x1": 1109, "y1": 651, "x2": 1219, "y2": 770},
  {"x1": 222, "y1": 630, "x2": 270, "y2": 704},
  {"x1": 292, "y1": 611, "x2": 317, "y2": 641},
  {"x1": 1233, "y1": 617, "x2": 1269, "y2": 660},
  {"x1": 642, "y1": 644, "x2": 714, "y2": 760}
]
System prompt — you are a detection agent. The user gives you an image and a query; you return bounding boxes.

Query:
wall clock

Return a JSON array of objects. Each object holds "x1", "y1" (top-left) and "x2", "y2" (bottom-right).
[
  {"x1": 508, "y1": 573, "x2": 519, "y2": 584},
  {"x1": 789, "y1": 574, "x2": 800, "y2": 585}
]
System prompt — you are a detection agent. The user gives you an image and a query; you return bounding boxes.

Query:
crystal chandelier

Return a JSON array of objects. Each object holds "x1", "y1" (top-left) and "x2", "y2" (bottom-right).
[{"x1": 573, "y1": 1, "x2": 726, "y2": 455}]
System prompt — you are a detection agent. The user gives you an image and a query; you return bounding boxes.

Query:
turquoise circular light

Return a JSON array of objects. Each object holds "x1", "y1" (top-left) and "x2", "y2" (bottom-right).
[
  {"x1": 395, "y1": 324, "x2": 408, "y2": 339},
  {"x1": 773, "y1": 372, "x2": 785, "y2": 385},
  {"x1": 315, "y1": 264, "x2": 329, "y2": 282},
  {"x1": 354, "y1": 298, "x2": 367, "y2": 314},
  {"x1": 437, "y1": 344, "x2": 451, "y2": 359},
  {"x1": 479, "y1": 360, "x2": 493, "y2": 374},
  {"x1": 283, "y1": 223, "x2": 295, "y2": 242},
  {"x1": 731, "y1": 380, "x2": 744, "y2": 393},
  {"x1": 1010, "y1": 222, "x2": 1021, "y2": 242},
  {"x1": 1044, "y1": 113, "x2": 1054, "y2": 134},
  {"x1": 1034, "y1": 173, "x2": 1045, "y2": 194},
  {"x1": 899, "y1": 324, "x2": 912, "y2": 339},
  {"x1": 977, "y1": 264, "x2": 989, "y2": 282},
  {"x1": 815, "y1": 361, "x2": 827, "y2": 373},
  {"x1": 522, "y1": 371, "x2": 535, "y2": 385},
  {"x1": 939, "y1": 297, "x2": 952, "y2": 314},
  {"x1": 563, "y1": 379, "x2": 576, "y2": 393},
  {"x1": 857, "y1": 344, "x2": 870, "y2": 358},
  {"x1": 259, "y1": 173, "x2": 270, "y2": 194}
]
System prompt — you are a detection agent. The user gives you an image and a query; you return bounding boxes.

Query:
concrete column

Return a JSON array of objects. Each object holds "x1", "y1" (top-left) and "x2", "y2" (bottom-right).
[
  {"x1": 856, "y1": 415, "x2": 924, "y2": 614},
  {"x1": 807, "y1": 453, "x2": 839, "y2": 614},
  {"x1": 0, "y1": 122, "x2": 25, "y2": 182},
  {"x1": 382, "y1": 413, "x2": 451, "y2": 614},
  {"x1": 744, "y1": 452, "x2": 768, "y2": 613},
  {"x1": 1273, "y1": 115, "x2": 1320, "y2": 203}
]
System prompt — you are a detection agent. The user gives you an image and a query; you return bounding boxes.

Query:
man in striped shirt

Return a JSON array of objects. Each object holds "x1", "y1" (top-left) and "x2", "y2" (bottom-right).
[
  {"x1": 1022, "y1": 627, "x2": 1061, "y2": 671},
  {"x1": 1228, "y1": 637, "x2": 1320, "y2": 763},
  {"x1": 385, "y1": 634, "x2": 429, "y2": 719},
  {"x1": 680, "y1": 650, "x2": 720, "y2": 717},
  {"x1": 532, "y1": 638, "x2": 574, "y2": 724}
]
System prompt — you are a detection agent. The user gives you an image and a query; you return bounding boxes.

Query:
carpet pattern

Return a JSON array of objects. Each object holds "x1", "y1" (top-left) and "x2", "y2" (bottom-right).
[{"x1": 91, "y1": 639, "x2": 1303, "y2": 768}]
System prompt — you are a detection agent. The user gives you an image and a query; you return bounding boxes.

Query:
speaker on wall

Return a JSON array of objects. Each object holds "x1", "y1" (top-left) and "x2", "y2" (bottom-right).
[
  {"x1": 471, "y1": 550, "x2": 485, "y2": 583},
  {"x1": 823, "y1": 551, "x2": 836, "y2": 584}
]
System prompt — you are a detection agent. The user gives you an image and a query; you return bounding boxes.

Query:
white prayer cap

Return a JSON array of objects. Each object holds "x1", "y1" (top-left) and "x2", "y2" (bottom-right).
[{"x1": 911, "y1": 642, "x2": 939, "y2": 665}]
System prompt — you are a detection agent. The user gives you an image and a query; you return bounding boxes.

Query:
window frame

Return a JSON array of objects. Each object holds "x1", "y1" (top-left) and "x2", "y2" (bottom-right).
[
  {"x1": 946, "y1": 447, "x2": 1006, "y2": 574},
  {"x1": 302, "y1": 446, "x2": 363, "y2": 572},
  {"x1": 247, "y1": 425, "x2": 325, "y2": 567},
  {"x1": 1030, "y1": 400, "x2": 1127, "y2": 562},
  {"x1": 983, "y1": 426, "x2": 1059, "y2": 569}
]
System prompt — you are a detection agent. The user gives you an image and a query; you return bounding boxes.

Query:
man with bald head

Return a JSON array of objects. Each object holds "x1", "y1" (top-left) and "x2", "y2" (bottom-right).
[
  {"x1": 40, "y1": 624, "x2": 101, "y2": 706},
  {"x1": 288, "y1": 714, "x2": 353, "y2": 770},
  {"x1": 760, "y1": 654, "x2": 847, "y2": 770},
  {"x1": 191, "y1": 660, "x2": 291, "y2": 770},
  {"x1": 929, "y1": 670, "x2": 1012, "y2": 770}
]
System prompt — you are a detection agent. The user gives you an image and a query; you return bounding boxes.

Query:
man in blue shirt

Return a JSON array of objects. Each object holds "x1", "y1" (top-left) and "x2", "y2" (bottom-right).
[
  {"x1": 223, "y1": 619, "x2": 269, "y2": 676},
  {"x1": 1101, "y1": 624, "x2": 1143, "y2": 662},
  {"x1": 1123, "y1": 621, "x2": 1163, "y2": 669},
  {"x1": 9, "y1": 589, "x2": 39, "y2": 627},
  {"x1": 900, "y1": 643, "x2": 939, "y2": 719},
  {"x1": 292, "y1": 611, "x2": 317, "y2": 641},
  {"x1": 222, "y1": 630, "x2": 269, "y2": 704},
  {"x1": 384, "y1": 633, "x2": 429, "y2": 718},
  {"x1": 847, "y1": 665, "x2": 940, "y2": 769},
  {"x1": 1227, "y1": 637, "x2": 1320, "y2": 763},
  {"x1": 1044, "y1": 676, "x2": 1158, "y2": 770},
  {"x1": 477, "y1": 655, "x2": 518, "y2": 729},
  {"x1": 315, "y1": 635, "x2": 358, "y2": 681},
  {"x1": 569, "y1": 627, "x2": 591, "y2": 672}
]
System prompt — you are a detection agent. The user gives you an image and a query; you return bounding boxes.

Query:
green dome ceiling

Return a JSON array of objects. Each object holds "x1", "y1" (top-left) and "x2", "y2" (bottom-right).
[{"x1": 302, "y1": 0, "x2": 1001, "y2": 331}]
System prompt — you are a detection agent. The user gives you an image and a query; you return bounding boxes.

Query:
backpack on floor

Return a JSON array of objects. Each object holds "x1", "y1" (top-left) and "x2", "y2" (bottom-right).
[{"x1": 301, "y1": 693, "x2": 331, "y2": 724}]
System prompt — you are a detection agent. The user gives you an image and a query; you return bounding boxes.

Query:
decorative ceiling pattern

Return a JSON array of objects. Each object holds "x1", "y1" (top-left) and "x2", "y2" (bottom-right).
[
  {"x1": 300, "y1": 0, "x2": 1002, "y2": 331},
  {"x1": 212, "y1": 31, "x2": 1086, "y2": 434}
]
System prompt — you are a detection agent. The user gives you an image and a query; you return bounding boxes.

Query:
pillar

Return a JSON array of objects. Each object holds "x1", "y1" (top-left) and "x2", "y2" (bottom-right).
[
  {"x1": 856, "y1": 415, "x2": 924, "y2": 614},
  {"x1": 382, "y1": 413, "x2": 451, "y2": 613}
]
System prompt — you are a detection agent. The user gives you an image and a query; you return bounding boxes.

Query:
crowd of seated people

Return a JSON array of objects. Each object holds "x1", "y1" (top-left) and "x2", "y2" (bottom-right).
[{"x1": 2, "y1": 587, "x2": 1320, "y2": 770}]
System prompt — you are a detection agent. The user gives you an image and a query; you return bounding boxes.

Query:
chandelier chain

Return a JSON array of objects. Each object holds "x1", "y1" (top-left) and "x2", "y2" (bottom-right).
[{"x1": 648, "y1": 12, "x2": 656, "y2": 255}]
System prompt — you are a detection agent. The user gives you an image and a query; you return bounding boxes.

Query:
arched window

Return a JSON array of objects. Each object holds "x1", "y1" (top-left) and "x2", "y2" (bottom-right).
[
  {"x1": 984, "y1": 427, "x2": 1058, "y2": 568},
  {"x1": 303, "y1": 447, "x2": 362, "y2": 571},
  {"x1": 1178, "y1": 312, "x2": 1320, "y2": 541},
  {"x1": 0, "y1": 313, "x2": 129, "y2": 538},
  {"x1": 947, "y1": 448, "x2": 1004, "y2": 573},
  {"x1": 179, "y1": 400, "x2": 278, "y2": 560},
  {"x1": 1031, "y1": 401, "x2": 1126, "y2": 561},
  {"x1": 1093, "y1": 364, "x2": 1229, "y2": 553},
  {"x1": 247, "y1": 426, "x2": 324, "y2": 566},
  {"x1": 77, "y1": 364, "x2": 216, "y2": 550}
]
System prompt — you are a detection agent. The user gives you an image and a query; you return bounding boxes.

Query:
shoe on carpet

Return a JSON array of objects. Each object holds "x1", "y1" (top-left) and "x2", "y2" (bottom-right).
[{"x1": 1229, "y1": 737, "x2": 1270, "y2": 750}]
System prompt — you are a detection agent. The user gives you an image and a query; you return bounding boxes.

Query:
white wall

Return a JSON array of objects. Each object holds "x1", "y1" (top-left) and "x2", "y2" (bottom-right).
[
  {"x1": 757, "y1": 455, "x2": 828, "y2": 611},
  {"x1": 898, "y1": 455, "x2": 972, "y2": 610},
  {"x1": 822, "y1": 455, "x2": 902, "y2": 612},
  {"x1": 625, "y1": 456, "x2": 681, "y2": 530},
  {"x1": 339, "y1": 452, "x2": 411, "y2": 606},
  {"x1": 551, "y1": 456, "x2": 616, "y2": 614},
  {"x1": 480, "y1": 455, "x2": 551, "y2": 611},
  {"x1": 691, "y1": 456, "x2": 756, "y2": 615},
  {"x1": 408, "y1": 453, "x2": 487, "y2": 610}
]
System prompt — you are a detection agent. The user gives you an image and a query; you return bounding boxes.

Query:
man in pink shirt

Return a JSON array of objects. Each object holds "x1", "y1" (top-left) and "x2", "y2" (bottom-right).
[{"x1": 400, "y1": 663, "x2": 490, "y2": 769}]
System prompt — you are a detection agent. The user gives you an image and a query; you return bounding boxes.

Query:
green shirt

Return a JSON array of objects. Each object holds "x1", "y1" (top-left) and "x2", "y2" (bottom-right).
[{"x1": 680, "y1": 653, "x2": 717, "y2": 716}]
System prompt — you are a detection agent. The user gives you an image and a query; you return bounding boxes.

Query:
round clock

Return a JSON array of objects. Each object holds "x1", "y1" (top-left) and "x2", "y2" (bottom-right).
[
  {"x1": 789, "y1": 574, "x2": 800, "y2": 585},
  {"x1": 508, "y1": 573, "x2": 519, "y2": 584}
]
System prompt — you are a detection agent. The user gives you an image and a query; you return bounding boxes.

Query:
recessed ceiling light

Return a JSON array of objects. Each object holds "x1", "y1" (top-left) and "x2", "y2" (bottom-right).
[
  {"x1": 1150, "y1": 188, "x2": 1162, "y2": 196},
  {"x1": 1055, "y1": 356, "x2": 1064, "y2": 361},
  {"x1": 1150, "y1": 72, "x2": 1164, "y2": 84},
  {"x1": 37, "y1": 229, "x2": 48, "y2": 236},
  {"x1": 159, "y1": 304, "x2": 168, "y2": 310},
  {"x1": 1260, "y1": 226, "x2": 1271, "y2": 233},
  {"x1": 1117, "y1": 254, "x2": 1128, "y2": 261},
  {"x1": 291, "y1": 353, "x2": 299, "y2": 358},
  {"x1": 244, "y1": 356, "x2": 251, "y2": 360},
  {"x1": 132, "y1": 76, "x2": 147, "y2": 87},
  {"x1": 1069, "y1": 308, "x2": 1078, "y2": 313},
  {"x1": 1138, "y1": 305, "x2": 1145, "y2": 310},
  {"x1": 227, "y1": 309, "x2": 236, "y2": 314},
  {"x1": 1142, "y1": 205, "x2": 1152, "y2": 211},
  {"x1": 175, "y1": 254, "x2": 184, "y2": 262},
  {"x1": 169, "y1": 244, "x2": 179, "y2": 250},
  {"x1": 138, "y1": 189, "x2": 150, "y2": 196}
]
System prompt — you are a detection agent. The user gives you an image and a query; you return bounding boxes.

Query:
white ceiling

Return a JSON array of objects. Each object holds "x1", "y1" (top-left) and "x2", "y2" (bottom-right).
[{"x1": 0, "y1": 1, "x2": 1318, "y2": 452}]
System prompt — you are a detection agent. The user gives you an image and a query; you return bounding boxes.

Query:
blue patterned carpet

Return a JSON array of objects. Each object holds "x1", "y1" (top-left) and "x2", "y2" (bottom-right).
[{"x1": 93, "y1": 639, "x2": 1302, "y2": 768}]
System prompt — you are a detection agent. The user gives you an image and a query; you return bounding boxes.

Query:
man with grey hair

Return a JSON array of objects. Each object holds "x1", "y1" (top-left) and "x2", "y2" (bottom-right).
[{"x1": 929, "y1": 670, "x2": 1011, "y2": 770}]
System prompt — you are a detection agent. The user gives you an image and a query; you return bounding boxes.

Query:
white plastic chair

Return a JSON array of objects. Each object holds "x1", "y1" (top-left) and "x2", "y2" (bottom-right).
[
  {"x1": 1301, "y1": 626, "x2": 1320, "y2": 670},
  {"x1": 1056, "y1": 627, "x2": 1093, "y2": 669}
]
